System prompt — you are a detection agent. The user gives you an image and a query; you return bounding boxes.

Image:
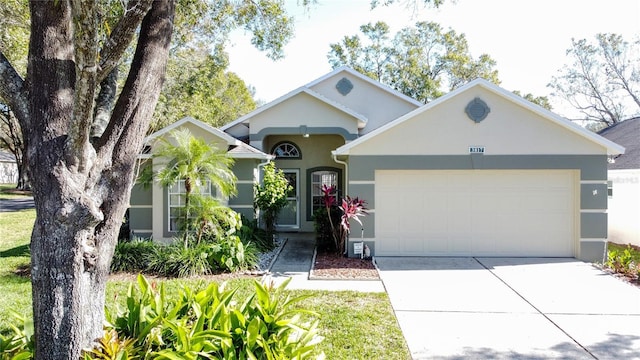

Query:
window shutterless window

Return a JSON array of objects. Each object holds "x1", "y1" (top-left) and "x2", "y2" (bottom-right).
[{"x1": 168, "y1": 180, "x2": 211, "y2": 232}]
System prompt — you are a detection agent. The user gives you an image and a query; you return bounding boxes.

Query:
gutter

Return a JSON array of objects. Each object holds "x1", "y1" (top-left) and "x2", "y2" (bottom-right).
[{"x1": 332, "y1": 152, "x2": 349, "y2": 196}]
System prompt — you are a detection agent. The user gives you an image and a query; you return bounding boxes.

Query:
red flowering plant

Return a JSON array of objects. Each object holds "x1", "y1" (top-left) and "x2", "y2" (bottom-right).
[
  {"x1": 338, "y1": 196, "x2": 368, "y2": 254},
  {"x1": 316, "y1": 184, "x2": 368, "y2": 255}
]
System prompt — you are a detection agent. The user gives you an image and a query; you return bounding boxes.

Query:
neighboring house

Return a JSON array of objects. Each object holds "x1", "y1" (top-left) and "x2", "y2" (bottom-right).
[
  {"x1": 131, "y1": 66, "x2": 624, "y2": 262},
  {"x1": 0, "y1": 151, "x2": 18, "y2": 184},
  {"x1": 599, "y1": 117, "x2": 640, "y2": 247}
]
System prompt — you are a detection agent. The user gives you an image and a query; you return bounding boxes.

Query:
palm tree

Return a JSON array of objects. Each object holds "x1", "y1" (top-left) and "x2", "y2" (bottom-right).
[{"x1": 154, "y1": 128, "x2": 237, "y2": 247}]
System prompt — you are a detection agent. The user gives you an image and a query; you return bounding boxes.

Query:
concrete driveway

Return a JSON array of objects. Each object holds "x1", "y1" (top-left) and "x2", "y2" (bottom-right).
[{"x1": 376, "y1": 257, "x2": 640, "y2": 359}]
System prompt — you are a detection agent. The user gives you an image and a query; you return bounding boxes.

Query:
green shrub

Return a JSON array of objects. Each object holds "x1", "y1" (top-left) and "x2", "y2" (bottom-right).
[
  {"x1": 160, "y1": 242, "x2": 213, "y2": 278},
  {"x1": 111, "y1": 238, "x2": 158, "y2": 273},
  {"x1": 606, "y1": 245, "x2": 638, "y2": 275},
  {"x1": 209, "y1": 235, "x2": 258, "y2": 272},
  {"x1": 254, "y1": 162, "x2": 292, "y2": 242},
  {"x1": 312, "y1": 207, "x2": 340, "y2": 253},
  {"x1": 88, "y1": 275, "x2": 324, "y2": 359},
  {"x1": 238, "y1": 215, "x2": 271, "y2": 252}
]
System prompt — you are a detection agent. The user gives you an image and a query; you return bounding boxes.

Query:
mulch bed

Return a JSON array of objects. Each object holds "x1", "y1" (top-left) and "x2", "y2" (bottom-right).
[{"x1": 310, "y1": 250, "x2": 379, "y2": 280}]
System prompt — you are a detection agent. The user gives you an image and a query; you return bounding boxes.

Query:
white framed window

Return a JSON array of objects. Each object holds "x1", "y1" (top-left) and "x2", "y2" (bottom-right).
[
  {"x1": 311, "y1": 170, "x2": 338, "y2": 214},
  {"x1": 272, "y1": 142, "x2": 301, "y2": 159},
  {"x1": 168, "y1": 180, "x2": 211, "y2": 232}
]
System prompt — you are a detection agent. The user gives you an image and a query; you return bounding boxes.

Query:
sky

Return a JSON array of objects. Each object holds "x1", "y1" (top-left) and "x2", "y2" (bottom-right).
[{"x1": 227, "y1": 0, "x2": 640, "y2": 115}]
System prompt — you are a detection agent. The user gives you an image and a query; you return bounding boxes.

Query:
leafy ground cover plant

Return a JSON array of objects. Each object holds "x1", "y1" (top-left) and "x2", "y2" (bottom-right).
[
  {"x1": 86, "y1": 275, "x2": 324, "y2": 359},
  {"x1": 606, "y1": 243, "x2": 640, "y2": 281}
]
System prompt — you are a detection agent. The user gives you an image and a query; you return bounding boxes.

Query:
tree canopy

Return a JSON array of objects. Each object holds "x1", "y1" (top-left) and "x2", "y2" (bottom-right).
[
  {"x1": 0, "y1": 1, "x2": 297, "y2": 358},
  {"x1": 548, "y1": 33, "x2": 640, "y2": 127},
  {"x1": 151, "y1": 47, "x2": 257, "y2": 133},
  {"x1": 328, "y1": 20, "x2": 500, "y2": 103}
]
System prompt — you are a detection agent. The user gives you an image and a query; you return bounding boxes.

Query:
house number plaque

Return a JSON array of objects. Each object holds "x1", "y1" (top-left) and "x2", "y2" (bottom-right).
[{"x1": 469, "y1": 146, "x2": 485, "y2": 154}]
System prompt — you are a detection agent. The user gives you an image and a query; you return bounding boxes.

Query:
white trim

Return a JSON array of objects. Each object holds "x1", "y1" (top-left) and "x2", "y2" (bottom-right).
[
  {"x1": 349, "y1": 180, "x2": 375, "y2": 185},
  {"x1": 146, "y1": 116, "x2": 239, "y2": 145},
  {"x1": 236, "y1": 180, "x2": 255, "y2": 185},
  {"x1": 229, "y1": 152, "x2": 273, "y2": 160},
  {"x1": 277, "y1": 169, "x2": 300, "y2": 229},
  {"x1": 580, "y1": 180, "x2": 608, "y2": 185},
  {"x1": 580, "y1": 209, "x2": 607, "y2": 213},
  {"x1": 130, "y1": 229, "x2": 152, "y2": 233},
  {"x1": 221, "y1": 87, "x2": 368, "y2": 131},
  {"x1": 580, "y1": 238, "x2": 608, "y2": 241},
  {"x1": 230, "y1": 205, "x2": 254, "y2": 209},
  {"x1": 128, "y1": 205, "x2": 152, "y2": 209},
  {"x1": 333, "y1": 79, "x2": 625, "y2": 156}
]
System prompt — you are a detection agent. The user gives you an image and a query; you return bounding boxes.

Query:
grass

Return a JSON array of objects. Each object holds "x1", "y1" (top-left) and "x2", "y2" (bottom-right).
[
  {"x1": 0, "y1": 193, "x2": 410, "y2": 358},
  {"x1": 0, "y1": 198, "x2": 35, "y2": 332}
]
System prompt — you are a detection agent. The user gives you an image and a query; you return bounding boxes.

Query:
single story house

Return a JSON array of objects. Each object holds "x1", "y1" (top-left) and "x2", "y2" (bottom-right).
[
  {"x1": 130, "y1": 66, "x2": 624, "y2": 262},
  {"x1": 0, "y1": 151, "x2": 18, "y2": 184},
  {"x1": 599, "y1": 117, "x2": 640, "y2": 247}
]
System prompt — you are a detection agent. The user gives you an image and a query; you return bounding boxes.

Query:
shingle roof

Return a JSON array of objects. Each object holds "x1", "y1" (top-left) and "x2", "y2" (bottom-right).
[
  {"x1": 598, "y1": 117, "x2": 640, "y2": 169},
  {"x1": 227, "y1": 142, "x2": 273, "y2": 160},
  {"x1": 0, "y1": 151, "x2": 15, "y2": 163}
]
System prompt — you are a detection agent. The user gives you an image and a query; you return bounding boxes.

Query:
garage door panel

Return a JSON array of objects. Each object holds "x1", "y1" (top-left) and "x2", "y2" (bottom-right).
[{"x1": 375, "y1": 170, "x2": 576, "y2": 257}]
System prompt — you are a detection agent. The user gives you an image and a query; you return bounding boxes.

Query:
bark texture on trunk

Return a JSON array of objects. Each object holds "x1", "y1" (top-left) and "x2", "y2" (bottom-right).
[{"x1": 23, "y1": 1, "x2": 175, "y2": 359}]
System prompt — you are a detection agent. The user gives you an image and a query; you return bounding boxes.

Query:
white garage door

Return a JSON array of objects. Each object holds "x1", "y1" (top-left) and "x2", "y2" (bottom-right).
[{"x1": 375, "y1": 170, "x2": 576, "y2": 257}]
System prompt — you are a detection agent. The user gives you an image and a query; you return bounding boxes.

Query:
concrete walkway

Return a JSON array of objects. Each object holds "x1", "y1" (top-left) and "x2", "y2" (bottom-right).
[
  {"x1": 266, "y1": 233, "x2": 385, "y2": 292},
  {"x1": 0, "y1": 197, "x2": 35, "y2": 212}
]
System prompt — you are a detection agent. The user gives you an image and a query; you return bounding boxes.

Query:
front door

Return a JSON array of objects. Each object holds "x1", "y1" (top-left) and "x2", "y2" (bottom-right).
[{"x1": 277, "y1": 169, "x2": 299, "y2": 229}]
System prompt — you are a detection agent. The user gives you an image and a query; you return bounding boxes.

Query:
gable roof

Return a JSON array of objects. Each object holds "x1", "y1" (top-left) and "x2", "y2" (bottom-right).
[
  {"x1": 598, "y1": 117, "x2": 640, "y2": 169},
  {"x1": 305, "y1": 66, "x2": 423, "y2": 107},
  {"x1": 334, "y1": 78, "x2": 626, "y2": 156},
  {"x1": 146, "y1": 116, "x2": 240, "y2": 145},
  {"x1": 221, "y1": 66, "x2": 425, "y2": 133},
  {"x1": 145, "y1": 117, "x2": 271, "y2": 160},
  {"x1": 0, "y1": 151, "x2": 15, "y2": 163},
  {"x1": 220, "y1": 87, "x2": 368, "y2": 131}
]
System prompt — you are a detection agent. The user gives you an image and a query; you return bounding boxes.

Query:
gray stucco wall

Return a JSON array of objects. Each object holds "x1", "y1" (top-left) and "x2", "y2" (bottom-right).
[{"x1": 345, "y1": 154, "x2": 609, "y2": 262}]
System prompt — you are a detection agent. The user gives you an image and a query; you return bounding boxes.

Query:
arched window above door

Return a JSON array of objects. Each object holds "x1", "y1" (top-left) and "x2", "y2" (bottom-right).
[{"x1": 272, "y1": 141, "x2": 301, "y2": 159}]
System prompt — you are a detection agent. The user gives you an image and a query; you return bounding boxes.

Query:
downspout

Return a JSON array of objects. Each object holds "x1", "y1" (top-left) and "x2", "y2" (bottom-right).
[
  {"x1": 332, "y1": 152, "x2": 348, "y2": 196},
  {"x1": 332, "y1": 152, "x2": 350, "y2": 255}
]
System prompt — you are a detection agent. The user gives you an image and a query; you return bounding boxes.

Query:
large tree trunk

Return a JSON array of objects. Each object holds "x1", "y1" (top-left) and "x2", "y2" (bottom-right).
[{"x1": 26, "y1": 1, "x2": 174, "y2": 359}]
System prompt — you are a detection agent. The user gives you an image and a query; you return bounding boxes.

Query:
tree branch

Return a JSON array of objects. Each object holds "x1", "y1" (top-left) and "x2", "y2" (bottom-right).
[
  {"x1": 0, "y1": 51, "x2": 29, "y2": 127},
  {"x1": 68, "y1": 0, "x2": 99, "y2": 172},
  {"x1": 94, "y1": 0, "x2": 174, "y2": 174},
  {"x1": 91, "y1": 68, "x2": 118, "y2": 138},
  {"x1": 97, "y1": 0, "x2": 153, "y2": 82}
]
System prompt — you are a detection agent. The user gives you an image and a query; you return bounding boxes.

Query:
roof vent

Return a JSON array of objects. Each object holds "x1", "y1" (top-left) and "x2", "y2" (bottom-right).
[
  {"x1": 336, "y1": 77, "x2": 353, "y2": 96},
  {"x1": 465, "y1": 97, "x2": 490, "y2": 123}
]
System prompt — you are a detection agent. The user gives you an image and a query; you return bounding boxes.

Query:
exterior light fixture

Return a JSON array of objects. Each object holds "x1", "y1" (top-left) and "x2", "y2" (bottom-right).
[{"x1": 300, "y1": 125, "x2": 309, "y2": 137}]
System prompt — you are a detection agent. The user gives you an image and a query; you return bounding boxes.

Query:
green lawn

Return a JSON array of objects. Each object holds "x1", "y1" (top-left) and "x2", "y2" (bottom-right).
[
  {"x1": 0, "y1": 190, "x2": 410, "y2": 359},
  {"x1": 0, "y1": 185, "x2": 35, "y2": 331}
]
